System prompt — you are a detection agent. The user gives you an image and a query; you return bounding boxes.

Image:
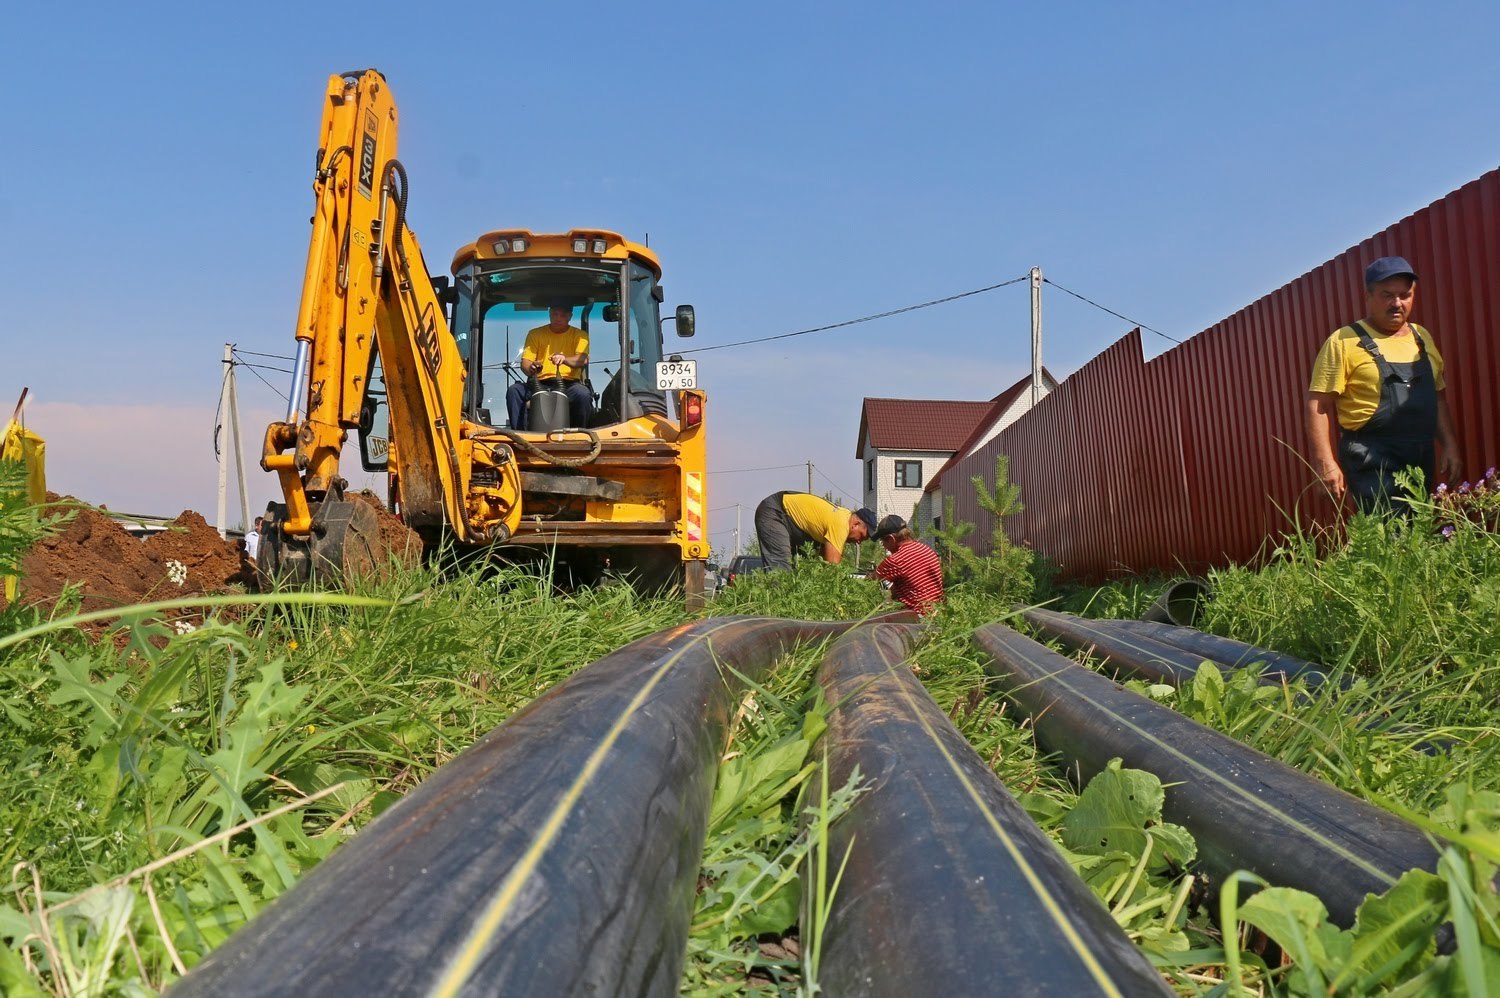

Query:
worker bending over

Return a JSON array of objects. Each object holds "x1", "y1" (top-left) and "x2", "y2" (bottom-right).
[
  {"x1": 870, "y1": 515, "x2": 944, "y2": 615},
  {"x1": 754, "y1": 491, "x2": 876, "y2": 569}
]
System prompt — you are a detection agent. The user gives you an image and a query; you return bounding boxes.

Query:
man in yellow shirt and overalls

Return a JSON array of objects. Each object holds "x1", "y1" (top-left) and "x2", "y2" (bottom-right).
[
  {"x1": 753, "y1": 491, "x2": 877, "y2": 570},
  {"x1": 507, "y1": 305, "x2": 593, "y2": 429},
  {"x1": 1305, "y1": 256, "x2": 1462, "y2": 512}
]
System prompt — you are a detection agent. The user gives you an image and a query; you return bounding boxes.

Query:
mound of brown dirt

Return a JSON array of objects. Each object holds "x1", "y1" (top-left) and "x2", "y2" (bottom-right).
[
  {"x1": 5, "y1": 491, "x2": 420, "y2": 623},
  {"x1": 144, "y1": 510, "x2": 252, "y2": 593},
  {"x1": 7, "y1": 496, "x2": 250, "y2": 618},
  {"x1": 348, "y1": 490, "x2": 424, "y2": 568}
]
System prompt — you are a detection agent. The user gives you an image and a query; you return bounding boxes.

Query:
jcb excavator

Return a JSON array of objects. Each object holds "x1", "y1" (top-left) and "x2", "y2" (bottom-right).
[{"x1": 258, "y1": 69, "x2": 709, "y2": 597}]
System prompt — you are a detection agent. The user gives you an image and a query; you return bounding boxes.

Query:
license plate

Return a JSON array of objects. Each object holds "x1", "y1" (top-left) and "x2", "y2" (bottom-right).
[{"x1": 656, "y1": 360, "x2": 698, "y2": 390}]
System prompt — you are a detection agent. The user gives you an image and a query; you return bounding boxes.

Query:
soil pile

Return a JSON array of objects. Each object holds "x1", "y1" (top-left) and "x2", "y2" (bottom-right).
[
  {"x1": 6, "y1": 491, "x2": 421, "y2": 622},
  {"x1": 348, "y1": 490, "x2": 423, "y2": 567},
  {"x1": 7, "y1": 497, "x2": 251, "y2": 617}
]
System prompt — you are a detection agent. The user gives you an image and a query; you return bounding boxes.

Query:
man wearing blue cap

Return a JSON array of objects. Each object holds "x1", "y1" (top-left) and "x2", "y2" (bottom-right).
[
  {"x1": 753, "y1": 491, "x2": 876, "y2": 570},
  {"x1": 1306, "y1": 256, "x2": 1462, "y2": 511}
]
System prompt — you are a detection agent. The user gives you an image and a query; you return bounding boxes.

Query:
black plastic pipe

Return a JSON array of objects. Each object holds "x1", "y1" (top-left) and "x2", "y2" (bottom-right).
[
  {"x1": 1022, "y1": 607, "x2": 1231, "y2": 686},
  {"x1": 173, "y1": 614, "x2": 902, "y2": 997},
  {"x1": 1108, "y1": 618, "x2": 1337, "y2": 689},
  {"x1": 812, "y1": 625, "x2": 1171, "y2": 997},
  {"x1": 974, "y1": 623, "x2": 1441, "y2": 927}
]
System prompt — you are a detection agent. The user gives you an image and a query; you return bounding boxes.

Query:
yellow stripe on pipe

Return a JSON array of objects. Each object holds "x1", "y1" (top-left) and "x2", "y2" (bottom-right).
[
  {"x1": 859, "y1": 630, "x2": 1127, "y2": 998},
  {"x1": 429, "y1": 617, "x2": 754, "y2": 997}
]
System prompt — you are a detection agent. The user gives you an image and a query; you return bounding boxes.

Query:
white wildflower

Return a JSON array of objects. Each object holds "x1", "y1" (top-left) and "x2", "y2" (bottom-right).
[
  {"x1": 166, "y1": 559, "x2": 188, "y2": 586},
  {"x1": 172, "y1": 620, "x2": 197, "y2": 635}
]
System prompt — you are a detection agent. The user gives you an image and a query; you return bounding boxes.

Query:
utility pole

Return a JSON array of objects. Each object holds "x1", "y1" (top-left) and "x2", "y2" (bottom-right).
[
  {"x1": 735, "y1": 503, "x2": 742, "y2": 557},
  {"x1": 807, "y1": 461, "x2": 814, "y2": 493},
  {"x1": 1030, "y1": 267, "x2": 1043, "y2": 408},
  {"x1": 216, "y1": 344, "x2": 252, "y2": 538}
]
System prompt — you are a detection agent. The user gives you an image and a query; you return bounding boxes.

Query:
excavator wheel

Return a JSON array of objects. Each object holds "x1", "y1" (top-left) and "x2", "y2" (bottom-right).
[{"x1": 255, "y1": 499, "x2": 384, "y2": 589}]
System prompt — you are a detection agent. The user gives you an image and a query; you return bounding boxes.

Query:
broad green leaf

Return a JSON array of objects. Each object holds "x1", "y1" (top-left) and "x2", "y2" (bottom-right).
[
  {"x1": 1236, "y1": 886, "x2": 1335, "y2": 993},
  {"x1": 738, "y1": 877, "x2": 799, "y2": 936},
  {"x1": 1189, "y1": 662, "x2": 1225, "y2": 723},
  {"x1": 1060, "y1": 758, "x2": 1196, "y2": 870},
  {"x1": 1062, "y1": 759, "x2": 1162, "y2": 856},
  {"x1": 1340, "y1": 868, "x2": 1446, "y2": 987}
]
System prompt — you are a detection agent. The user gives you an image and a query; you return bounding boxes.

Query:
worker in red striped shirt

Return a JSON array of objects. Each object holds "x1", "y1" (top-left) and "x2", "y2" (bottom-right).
[{"x1": 871, "y1": 515, "x2": 945, "y2": 615}]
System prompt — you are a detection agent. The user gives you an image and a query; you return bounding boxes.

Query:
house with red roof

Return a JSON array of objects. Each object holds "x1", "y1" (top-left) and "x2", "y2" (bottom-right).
[{"x1": 856, "y1": 371, "x2": 1056, "y2": 528}]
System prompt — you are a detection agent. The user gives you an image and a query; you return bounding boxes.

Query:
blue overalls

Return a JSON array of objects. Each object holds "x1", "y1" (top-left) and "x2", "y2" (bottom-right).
[{"x1": 1337, "y1": 321, "x2": 1438, "y2": 512}]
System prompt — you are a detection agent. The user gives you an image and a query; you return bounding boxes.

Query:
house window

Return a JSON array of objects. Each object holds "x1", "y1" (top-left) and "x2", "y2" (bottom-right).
[
  {"x1": 866, "y1": 458, "x2": 876, "y2": 491},
  {"x1": 895, "y1": 460, "x2": 922, "y2": 488}
]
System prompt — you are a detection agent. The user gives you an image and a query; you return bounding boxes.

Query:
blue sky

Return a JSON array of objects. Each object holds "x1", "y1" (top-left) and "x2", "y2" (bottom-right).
[{"x1": 4, "y1": 1, "x2": 1497, "y2": 551}]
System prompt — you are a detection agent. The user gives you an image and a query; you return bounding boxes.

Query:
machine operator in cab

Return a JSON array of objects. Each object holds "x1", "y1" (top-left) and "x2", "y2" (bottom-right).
[
  {"x1": 754, "y1": 491, "x2": 876, "y2": 570},
  {"x1": 507, "y1": 304, "x2": 593, "y2": 429}
]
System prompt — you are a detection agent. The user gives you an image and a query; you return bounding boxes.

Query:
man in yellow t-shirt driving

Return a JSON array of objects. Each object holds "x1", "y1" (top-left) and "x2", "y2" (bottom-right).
[
  {"x1": 753, "y1": 491, "x2": 876, "y2": 570},
  {"x1": 506, "y1": 305, "x2": 593, "y2": 429},
  {"x1": 1305, "y1": 256, "x2": 1462, "y2": 512}
]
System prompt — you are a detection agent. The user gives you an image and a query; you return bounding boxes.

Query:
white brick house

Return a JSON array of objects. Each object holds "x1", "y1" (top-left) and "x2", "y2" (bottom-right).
[
  {"x1": 850, "y1": 373, "x2": 1055, "y2": 533},
  {"x1": 855, "y1": 393, "x2": 1000, "y2": 523},
  {"x1": 912, "y1": 372, "x2": 1057, "y2": 531}
]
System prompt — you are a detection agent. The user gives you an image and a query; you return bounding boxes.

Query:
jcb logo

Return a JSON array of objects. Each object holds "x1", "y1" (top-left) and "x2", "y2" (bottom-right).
[
  {"x1": 416, "y1": 303, "x2": 442, "y2": 375},
  {"x1": 357, "y1": 110, "x2": 378, "y2": 200}
]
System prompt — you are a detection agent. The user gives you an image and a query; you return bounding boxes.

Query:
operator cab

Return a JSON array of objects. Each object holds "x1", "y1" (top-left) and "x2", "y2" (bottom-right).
[{"x1": 448, "y1": 230, "x2": 694, "y2": 431}]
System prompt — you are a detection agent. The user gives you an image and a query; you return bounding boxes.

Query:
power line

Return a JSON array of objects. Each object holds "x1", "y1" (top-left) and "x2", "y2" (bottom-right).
[
  {"x1": 814, "y1": 465, "x2": 861, "y2": 506},
  {"x1": 680, "y1": 275, "x2": 1029, "y2": 356},
  {"x1": 236, "y1": 357, "x2": 289, "y2": 402},
  {"x1": 708, "y1": 463, "x2": 803, "y2": 475},
  {"x1": 1041, "y1": 278, "x2": 1182, "y2": 345},
  {"x1": 212, "y1": 359, "x2": 232, "y2": 460},
  {"x1": 236, "y1": 360, "x2": 293, "y2": 375},
  {"x1": 234, "y1": 348, "x2": 295, "y2": 361}
]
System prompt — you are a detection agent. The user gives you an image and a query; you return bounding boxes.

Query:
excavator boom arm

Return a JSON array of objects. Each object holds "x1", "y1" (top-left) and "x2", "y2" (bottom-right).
[{"x1": 263, "y1": 70, "x2": 502, "y2": 545}]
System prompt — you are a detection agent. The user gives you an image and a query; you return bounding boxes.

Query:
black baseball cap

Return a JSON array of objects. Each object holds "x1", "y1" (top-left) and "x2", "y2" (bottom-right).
[
  {"x1": 874, "y1": 514, "x2": 906, "y2": 540},
  {"x1": 854, "y1": 508, "x2": 878, "y2": 535},
  {"x1": 1365, "y1": 256, "x2": 1417, "y2": 286}
]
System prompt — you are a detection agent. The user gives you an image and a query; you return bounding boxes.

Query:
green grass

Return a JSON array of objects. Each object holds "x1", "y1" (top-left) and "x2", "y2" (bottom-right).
[{"x1": 2, "y1": 477, "x2": 1496, "y2": 995}]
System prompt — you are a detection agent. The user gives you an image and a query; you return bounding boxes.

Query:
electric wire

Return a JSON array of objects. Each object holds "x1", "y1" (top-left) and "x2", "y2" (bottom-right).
[
  {"x1": 1041, "y1": 278, "x2": 1182, "y2": 345},
  {"x1": 707, "y1": 463, "x2": 804, "y2": 475},
  {"x1": 233, "y1": 348, "x2": 295, "y2": 361},
  {"x1": 211, "y1": 360, "x2": 232, "y2": 460},
  {"x1": 814, "y1": 465, "x2": 862, "y2": 506},
  {"x1": 680, "y1": 275, "x2": 1030, "y2": 356},
  {"x1": 235, "y1": 358, "x2": 290, "y2": 403},
  {"x1": 235, "y1": 361, "x2": 294, "y2": 375}
]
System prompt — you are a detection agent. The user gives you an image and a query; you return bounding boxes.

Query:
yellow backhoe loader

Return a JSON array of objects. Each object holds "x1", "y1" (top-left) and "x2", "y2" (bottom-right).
[{"x1": 259, "y1": 69, "x2": 708, "y2": 597}]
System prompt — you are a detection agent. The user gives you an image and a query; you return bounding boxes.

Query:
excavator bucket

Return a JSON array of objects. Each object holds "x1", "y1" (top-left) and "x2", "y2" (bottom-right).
[{"x1": 257, "y1": 499, "x2": 387, "y2": 588}]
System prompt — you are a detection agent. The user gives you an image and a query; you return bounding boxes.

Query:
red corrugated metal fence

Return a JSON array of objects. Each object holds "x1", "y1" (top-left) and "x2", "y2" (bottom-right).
[{"x1": 946, "y1": 169, "x2": 1500, "y2": 581}]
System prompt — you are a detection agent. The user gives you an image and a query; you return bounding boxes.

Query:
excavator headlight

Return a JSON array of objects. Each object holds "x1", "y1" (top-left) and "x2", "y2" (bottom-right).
[
  {"x1": 492, "y1": 238, "x2": 511, "y2": 254},
  {"x1": 572, "y1": 238, "x2": 588, "y2": 253},
  {"x1": 511, "y1": 237, "x2": 528, "y2": 252},
  {"x1": 591, "y1": 239, "x2": 608, "y2": 254}
]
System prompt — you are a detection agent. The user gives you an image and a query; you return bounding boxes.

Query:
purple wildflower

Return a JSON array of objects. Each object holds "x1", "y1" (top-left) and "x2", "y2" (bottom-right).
[
  {"x1": 1436, "y1": 482, "x2": 1448, "y2": 495},
  {"x1": 1440, "y1": 524, "x2": 1456, "y2": 539},
  {"x1": 1487, "y1": 466, "x2": 1498, "y2": 482},
  {"x1": 1458, "y1": 482, "x2": 1471, "y2": 495}
]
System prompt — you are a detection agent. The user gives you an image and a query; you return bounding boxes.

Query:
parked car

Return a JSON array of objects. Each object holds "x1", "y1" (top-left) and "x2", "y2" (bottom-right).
[{"x1": 723, "y1": 554, "x2": 766, "y2": 586}]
